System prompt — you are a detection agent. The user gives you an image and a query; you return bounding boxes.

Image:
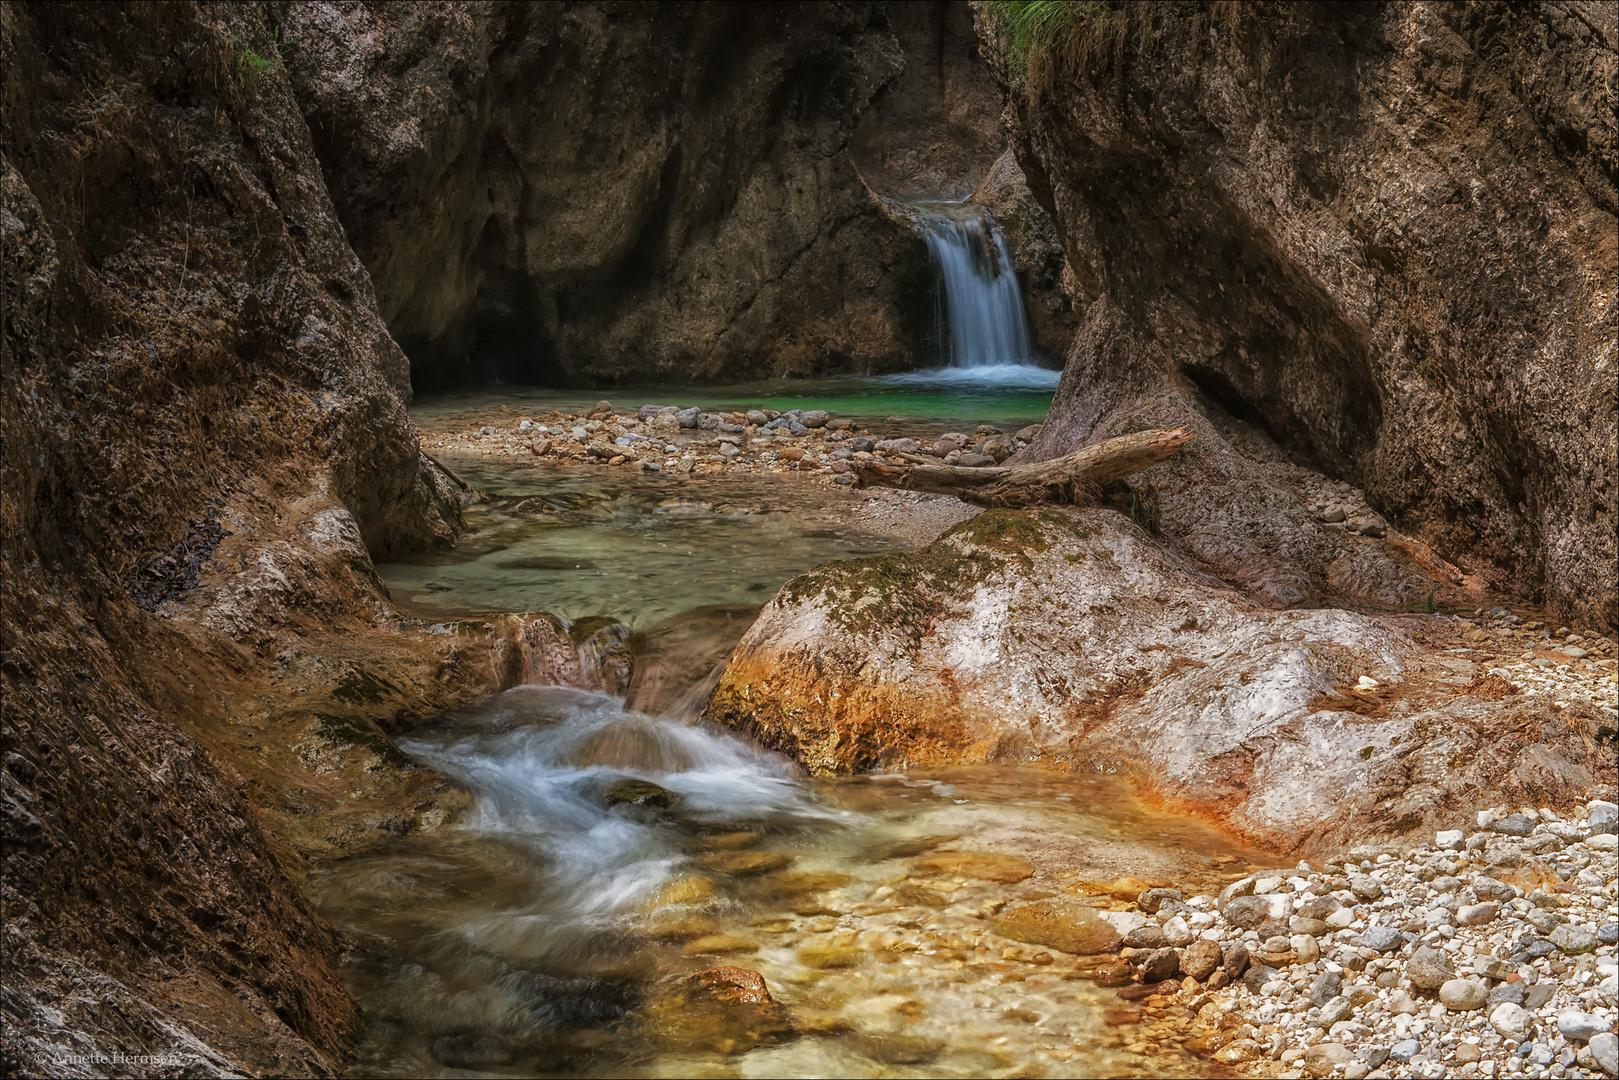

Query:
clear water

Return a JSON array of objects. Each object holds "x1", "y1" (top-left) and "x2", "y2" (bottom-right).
[
  {"x1": 407, "y1": 364, "x2": 1060, "y2": 436},
  {"x1": 313, "y1": 686, "x2": 1273, "y2": 1079},
  {"x1": 375, "y1": 461, "x2": 901, "y2": 626}
]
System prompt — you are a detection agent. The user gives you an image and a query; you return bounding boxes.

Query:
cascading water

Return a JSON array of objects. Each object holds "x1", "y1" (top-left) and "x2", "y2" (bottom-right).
[{"x1": 918, "y1": 206, "x2": 1033, "y2": 369}]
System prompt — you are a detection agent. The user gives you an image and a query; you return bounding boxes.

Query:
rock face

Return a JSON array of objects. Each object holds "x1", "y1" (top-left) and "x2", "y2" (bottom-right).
[
  {"x1": 987, "y1": 1, "x2": 1618, "y2": 628},
  {"x1": 708, "y1": 509, "x2": 1601, "y2": 850},
  {"x1": 275, "y1": 1, "x2": 1074, "y2": 388},
  {"x1": 0, "y1": 3, "x2": 492, "y2": 1074}
]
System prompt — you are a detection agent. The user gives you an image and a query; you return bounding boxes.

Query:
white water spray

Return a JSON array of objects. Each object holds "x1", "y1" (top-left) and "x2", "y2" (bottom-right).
[{"x1": 919, "y1": 207, "x2": 1033, "y2": 369}]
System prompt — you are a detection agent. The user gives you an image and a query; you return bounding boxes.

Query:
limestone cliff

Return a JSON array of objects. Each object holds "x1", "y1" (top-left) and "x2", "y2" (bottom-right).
[
  {"x1": 984, "y1": 0, "x2": 1616, "y2": 629},
  {"x1": 0, "y1": 3, "x2": 481, "y2": 1073},
  {"x1": 273, "y1": 0, "x2": 1074, "y2": 388}
]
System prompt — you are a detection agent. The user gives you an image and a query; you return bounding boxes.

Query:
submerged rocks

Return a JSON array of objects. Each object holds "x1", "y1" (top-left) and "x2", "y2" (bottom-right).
[
  {"x1": 992, "y1": 901, "x2": 1123, "y2": 955},
  {"x1": 604, "y1": 778, "x2": 679, "y2": 810},
  {"x1": 910, "y1": 851, "x2": 1034, "y2": 883}
]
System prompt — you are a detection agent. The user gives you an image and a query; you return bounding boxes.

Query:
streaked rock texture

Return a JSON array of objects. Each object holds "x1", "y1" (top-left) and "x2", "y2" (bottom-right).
[{"x1": 988, "y1": 1, "x2": 1616, "y2": 628}]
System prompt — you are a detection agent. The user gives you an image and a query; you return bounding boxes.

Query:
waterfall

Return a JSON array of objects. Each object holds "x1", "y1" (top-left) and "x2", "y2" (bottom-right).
[{"x1": 919, "y1": 207, "x2": 1032, "y2": 368}]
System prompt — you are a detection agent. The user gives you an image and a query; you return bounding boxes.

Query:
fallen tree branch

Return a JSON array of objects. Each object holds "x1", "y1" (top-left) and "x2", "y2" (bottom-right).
[
  {"x1": 851, "y1": 427, "x2": 1193, "y2": 507},
  {"x1": 421, "y1": 450, "x2": 470, "y2": 492}
]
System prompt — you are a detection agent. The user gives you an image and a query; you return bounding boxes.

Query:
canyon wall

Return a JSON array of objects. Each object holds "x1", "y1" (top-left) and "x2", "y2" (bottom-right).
[
  {"x1": 1, "y1": 3, "x2": 475, "y2": 1073},
  {"x1": 274, "y1": 0, "x2": 1073, "y2": 389},
  {"x1": 987, "y1": 0, "x2": 1616, "y2": 628}
]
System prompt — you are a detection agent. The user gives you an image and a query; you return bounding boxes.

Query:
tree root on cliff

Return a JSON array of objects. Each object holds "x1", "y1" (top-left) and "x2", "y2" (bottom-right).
[{"x1": 850, "y1": 428, "x2": 1193, "y2": 507}]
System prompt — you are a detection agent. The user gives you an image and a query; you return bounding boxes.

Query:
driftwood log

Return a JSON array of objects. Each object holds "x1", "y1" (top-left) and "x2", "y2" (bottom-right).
[{"x1": 850, "y1": 428, "x2": 1193, "y2": 507}]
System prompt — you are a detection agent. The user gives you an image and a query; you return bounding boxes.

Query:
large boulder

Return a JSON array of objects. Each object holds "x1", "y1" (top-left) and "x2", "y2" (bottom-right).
[{"x1": 708, "y1": 508, "x2": 1599, "y2": 850}]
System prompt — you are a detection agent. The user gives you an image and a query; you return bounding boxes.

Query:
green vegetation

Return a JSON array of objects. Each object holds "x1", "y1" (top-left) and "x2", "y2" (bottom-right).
[
  {"x1": 227, "y1": 24, "x2": 293, "y2": 95},
  {"x1": 989, "y1": 1, "x2": 1245, "y2": 90}
]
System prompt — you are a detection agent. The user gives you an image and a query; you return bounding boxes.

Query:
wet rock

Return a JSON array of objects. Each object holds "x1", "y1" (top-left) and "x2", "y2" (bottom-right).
[
  {"x1": 855, "y1": 1032, "x2": 943, "y2": 1065},
  {"x1": 652, "y1": 966, "x2": 793, "y2": 1052},
  {"x1": 430, "y1": 1034, "x2": 516, "y2": 1068},
  {"x1": 1181, "y1": 939, "x2": 1223, "y2": 981},
  {"x1": 993, "y1": 900, "x2": 1123, "y2": 955},
  {"x1": 604, "y1": 778, "x2": 679, "y2": 810},
  {"x1": 911, "y1": 851, "x2": 1033, "y2": 882},
  {"x1": 798, "y1": 945, "x2": 865, "y2": 969},
  {"x1": 684, "y1": 935, "x2": 757, "y2": 956},
  {"x1": 699, "y1": 851, "x2": 794, "y2": 877},
  {"x1": 1140, "y1": 947, "x2": 1181, "y2": 983}
]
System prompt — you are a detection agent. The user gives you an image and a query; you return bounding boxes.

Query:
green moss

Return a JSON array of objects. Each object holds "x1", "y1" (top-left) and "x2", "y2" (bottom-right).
[
  {"x1": 780, "y1": 510, "x2": 1085, "y2": 643},
  {"x1": 1359, "y1": 746, "x2": 1376, "y2": 760}
]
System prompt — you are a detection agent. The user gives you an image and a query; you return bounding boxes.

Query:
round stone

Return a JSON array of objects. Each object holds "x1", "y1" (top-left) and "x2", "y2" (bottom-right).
[{"x1": 1439, "y1": 978, "x2": 1489, "y2": 1011}]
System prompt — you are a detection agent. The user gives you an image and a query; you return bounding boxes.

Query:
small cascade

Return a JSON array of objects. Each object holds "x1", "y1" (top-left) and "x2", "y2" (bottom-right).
[
  {"x1": 917, "y1": 206, "x2": 1033, "y2": 368},
  {"x1": 511, "y1": 613, "x2": 635, "y2": 697}
]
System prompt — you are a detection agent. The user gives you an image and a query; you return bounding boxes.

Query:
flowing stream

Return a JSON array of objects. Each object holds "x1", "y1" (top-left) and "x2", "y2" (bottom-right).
[{"x1": 330, "y1": 217, "x2": 1277, "y2": 1076}]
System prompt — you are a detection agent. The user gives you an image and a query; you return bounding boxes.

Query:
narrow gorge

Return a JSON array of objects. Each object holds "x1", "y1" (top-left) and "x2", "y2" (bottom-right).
[{"x1": 2, "y1": 3, "x2": 1614, "y2": 1079}]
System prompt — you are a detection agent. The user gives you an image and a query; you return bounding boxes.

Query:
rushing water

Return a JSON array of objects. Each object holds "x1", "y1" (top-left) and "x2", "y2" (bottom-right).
[
  {"x1": 915, "y1": 204, "x2": 1033, "y2": 369},
  {"x1": 313, "y1": 684, "x2": 1271, "y2": 1079}
]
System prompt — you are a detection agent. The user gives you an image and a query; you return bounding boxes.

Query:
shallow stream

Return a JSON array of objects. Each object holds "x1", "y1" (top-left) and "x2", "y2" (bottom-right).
[{"x1": 341, "y1": 382, "x2": 1283, "y2": 1077}]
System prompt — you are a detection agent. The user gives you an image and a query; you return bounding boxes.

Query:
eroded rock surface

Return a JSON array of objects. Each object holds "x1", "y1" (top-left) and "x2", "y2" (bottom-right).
[
  {"x1": 987, "y1": 1, "x2": 1617, "y2": 628},
  {"x1": 709, "y1": 509, "x2": 1606, "y2": 853}
]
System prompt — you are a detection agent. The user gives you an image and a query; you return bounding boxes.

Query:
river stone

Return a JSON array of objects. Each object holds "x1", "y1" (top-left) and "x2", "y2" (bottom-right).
[
  {"x1": 1590, "y1": 805, "x2": 1619, "y2": 834},
  {"x1": 1527, "y1": 908, "x2": 1565, "y2": 933},
  {"x1": 675, "y1": 407, "x2": 701, "y2": 428},
  {"x1": 1223, "y1": 895, "x2": 1273, "y2": 930},
  {"x1": 1408, "y1": 946, "x2": 1457, "y2": 989},
  {"x1": 1299, "y1": 896, "x2": 1344, "y2": 919},
  {"x1": 1558, "y1": 1010, "x2": 1608, "y2": 1042},
  {"x1": 911, "y1": 851, "x2": 1033, "y2": 882},
  {"x1": 1473, "y1": 875, "x2": 1515, "y2": 901},
  {"x1": 1456, "y1": 1043, "x2": 1484, "y2": 1064},
  {"x1": 1242, "y1": 963, "x2": 1279, "y2": 994},
  {"x1": 1124, "y1": 925, "x2": 1168, "y2": 950},
  {"x1": 1489, "y1": 982, "x2": 1527, "y2": 1006},
  {"x1": 1137, "y1": 887, "x2": 1184, "y2": 913},
  {"x1": 798, "y1": 945, "x2": 866, "y2": 969},
  {"x1": 652, "y1": 966, "x2": 793, "y2": 1052},
  {"x1": 1390, "y1": 1039, "x2": 1422, "y2": 1062},
  {"x1": 1440, "y1": 978, "x2": 1489, "y2": 1011},
  {"x1": 1589, "y1": 1032, "x2": 1618, "y2": 1076},
  {"x1": 1457, "y1": 902, "x2": 1499, "y2": 926},
  {"x1": 1431, "y1": 875, "x2": 1462, "y2": 893},
  {"x1": 1474, "y1": 956, "x2": 1515, "y2": 980},
  {"x1": 1182, "y1": 940, "x2": 1223, "y2": 981},
  {"x1": 1493, "y1": 813, "x2": 1536, "y2": 836},
  {"x1": 1291, "y1": 916, "x2": 1331, "y2": 937},
  {"x1": 993, "y1": 900, "x2": 1122, "y2": 955},
  {"x1": 1551, "y1": 924, "x2": 1598, "y2": 955},
  {"x1": 1349, "y1": 875, "x2": 1385, "y2": 901},
  {"x1": 1359, "y1": 926, "x2": 1403, "y2": 952},
  {"x1": 1524, "y1": 982, "x2": 1556, "y2": 1009},
  {"x1": 1436, "y1": 829, "x2": 1466, "y2": 850},
  {"x1": 699, "y1": 851, "x2": 793, "y2": 877},
  {"x1": 957, "y1": 452, "x2": 997, "y2": 468},
  {"x1": 744, "y1": 410, "x2": 769, "y2": 426},
  {"x1": 1162, "y1": 916, "x2": 1194, "y2": 946},
  {"x1": 1291, "y1": 933, "x2": 1321, "y2": 963},
  {"x1": 1491, "y1": 1002, "x2": 1534, "y2": 1040},
  {"x1": 1223, "y1": 942, "x2": 1251, "y2": 978},
  {"x1": 1600, "y1": 923, "x2": 1619, "y2": 945},
  {"x1": 799, "y1": 410, "x2": 830, "y2": 428},
  {"x1": 604, "y1": 778, "x2": 678, "y2": 810},
  {"x1": 1140, "y1": 947, "x2": 1181, "y2": 983},
  {"x1": 1310, "y1": 970, "x2": 1343, "y2": 1007},
  {"x1": 1319, "y1": 995, "x2": 1353, "y2": 1026}
]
